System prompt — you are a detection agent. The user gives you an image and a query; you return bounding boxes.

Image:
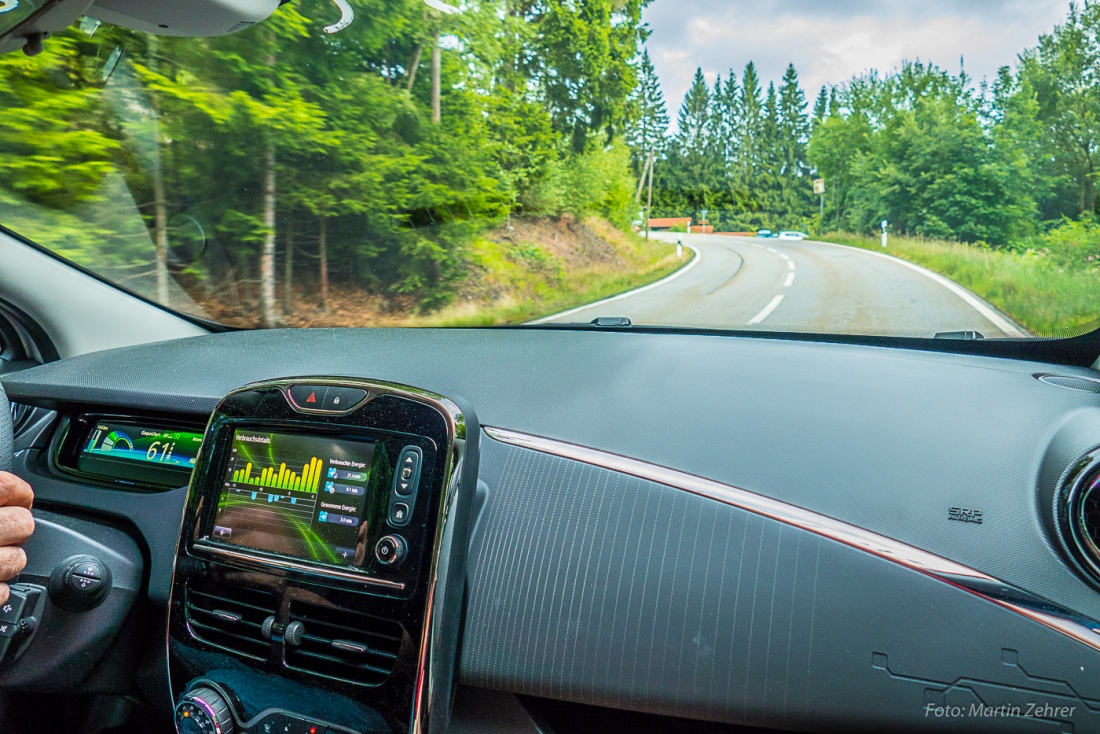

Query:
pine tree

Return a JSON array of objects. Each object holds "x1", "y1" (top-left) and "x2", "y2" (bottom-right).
[
  {"x1": 813, "y1": 86, "x2": 829, "y2": 129},
  {"x1": 776, "y1": 63, "x2": 812, "y2": 222},
  {"x1": 676, "y1": 68, "x2": 711, "y2": 158},
  {"x1": 758, "y1": 81, "x2": 783, "y2": 220},
  {"x1": 626, "y1": 49, "x2": 670, "y2": 162},
  {"x1": 656, "y1": 67, "x2": 714, "y2": 214},
  {"x1": 729, "y1": 62, "x2": 764, "y2": 219}
]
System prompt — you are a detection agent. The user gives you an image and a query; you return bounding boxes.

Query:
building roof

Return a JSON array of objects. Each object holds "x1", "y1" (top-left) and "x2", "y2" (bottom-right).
[{"x1": 648, "y1": 217, "x2": 692, "y2": 229}]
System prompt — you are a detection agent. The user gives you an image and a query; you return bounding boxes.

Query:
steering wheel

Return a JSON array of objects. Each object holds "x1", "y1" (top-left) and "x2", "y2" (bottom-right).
[{"x1": 0, "y1": 383, "x2": 12, "y2": 473}]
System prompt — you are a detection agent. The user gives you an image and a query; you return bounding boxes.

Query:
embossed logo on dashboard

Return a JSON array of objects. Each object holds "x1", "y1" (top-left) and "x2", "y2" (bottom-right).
[{"x1": 948, "y1": 507, "x2": 983, "y2": 525}]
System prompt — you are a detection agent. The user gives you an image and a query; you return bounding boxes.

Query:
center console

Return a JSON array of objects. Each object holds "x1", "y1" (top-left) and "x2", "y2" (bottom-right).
[{"x1": 167, "y1": 378, "x2": 478, "y2": 734}]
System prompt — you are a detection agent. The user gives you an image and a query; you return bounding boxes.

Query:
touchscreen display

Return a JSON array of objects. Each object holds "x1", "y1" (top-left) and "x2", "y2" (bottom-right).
[
  {"x1": 83, "y1": 421, "x2": 204, "y2": 469},
  {"x1": 210, "y1": 430, "x2": 377, "y2": 567}
]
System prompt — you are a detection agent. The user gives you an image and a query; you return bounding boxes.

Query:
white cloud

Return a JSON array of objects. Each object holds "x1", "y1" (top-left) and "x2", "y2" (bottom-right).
[{"x1": 644, "y1": 0, "x2": 1070, "y2": 120}]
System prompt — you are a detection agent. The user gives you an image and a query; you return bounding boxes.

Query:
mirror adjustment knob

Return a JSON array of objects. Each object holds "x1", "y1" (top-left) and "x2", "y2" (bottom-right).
[
  {"x1": 175, "y1": 685, "x2": 235, "y2": 734},
  {"x1": 48, "y1": 555, "x2": 112, "y2": 612},
  {"x1": 374, "y1": 535, "x2": 407, "y2": 567}
]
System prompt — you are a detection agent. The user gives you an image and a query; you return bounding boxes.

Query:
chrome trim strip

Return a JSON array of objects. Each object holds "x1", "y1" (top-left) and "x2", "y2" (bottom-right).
[
  {"x1": 192, "y1": 543, "x2": 407, "y2": 591},
  {"x1": 484, "y1": 426, "x2": 1100, "y2": 655}
]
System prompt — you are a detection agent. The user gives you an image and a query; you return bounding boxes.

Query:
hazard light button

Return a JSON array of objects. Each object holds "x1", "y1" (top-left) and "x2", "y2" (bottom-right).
[{"x1": 288, "y1": 385, "x2": 329, "y2": 410}]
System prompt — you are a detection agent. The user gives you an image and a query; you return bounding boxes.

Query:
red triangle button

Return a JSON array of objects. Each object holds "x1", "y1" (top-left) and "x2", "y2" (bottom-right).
[{"x1": 306, "y1": 392, "x2": 317, "y2": 403}]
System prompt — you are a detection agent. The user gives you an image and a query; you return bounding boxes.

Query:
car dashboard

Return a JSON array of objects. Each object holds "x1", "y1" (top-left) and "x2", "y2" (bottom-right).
[{"x1": 3, "y1": 326, "x2": 1100, "y2": 733}]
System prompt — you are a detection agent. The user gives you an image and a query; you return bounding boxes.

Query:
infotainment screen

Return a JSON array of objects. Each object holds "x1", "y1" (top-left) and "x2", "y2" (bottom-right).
[
  {"x1": 83, "y1": 421, "x2": 204, "y2": 469},
  {"x1": 210, "y1": 430, "x2": 377, "y2": 568}
]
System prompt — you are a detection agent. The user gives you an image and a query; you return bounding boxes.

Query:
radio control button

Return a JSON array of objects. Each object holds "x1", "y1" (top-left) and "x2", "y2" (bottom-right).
[
  {"x1": 390, "y1": 502, "x2": 410, "y2": 525},
  {"x1": 375, "y1": 535, "x2": 407, "y2": 567},
  {"x1": 394, "y1": 447, "x2": 422, "y2": 496}
]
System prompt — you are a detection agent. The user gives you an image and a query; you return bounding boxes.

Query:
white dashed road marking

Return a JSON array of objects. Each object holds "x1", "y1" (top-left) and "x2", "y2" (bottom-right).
[
  {"x1": 748, "y1": 295, "x2": 785, "y2": 325},
  {"x1": 748, "y1": 244, "x2": 797, "y2": 324}
]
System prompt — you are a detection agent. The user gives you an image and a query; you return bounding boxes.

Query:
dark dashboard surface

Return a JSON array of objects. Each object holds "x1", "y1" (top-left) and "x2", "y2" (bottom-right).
[
  {"x1": 5, "y1": 327, "x2": 1100, "y2": 731},
  {"x1": 6, "y1": 327, "x2": 1100, "y2": 614}
]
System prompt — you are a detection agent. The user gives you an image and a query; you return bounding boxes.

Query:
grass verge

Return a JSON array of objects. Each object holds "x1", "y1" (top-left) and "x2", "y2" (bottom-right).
[
  {"x1": 822, "y1": 232, "x2": 1099, "y2": 337},
  {"x1": 262, "y1": 217, "x2": 682, "y2": 328},
  {"x1": 420, "y1": 218, "x2": 683, "y2": 326}
]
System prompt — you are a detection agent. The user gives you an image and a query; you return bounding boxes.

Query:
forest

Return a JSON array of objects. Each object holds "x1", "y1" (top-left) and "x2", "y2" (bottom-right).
[
  {"x1": 0, "y1": 0, "x2": 651, "y2": 326},
  {"x1": 635, "y1": 1, "x2": 1100, "y2": 259},
  {"x1": 0, "y1": 0, "x2": 1097, "y2": 329}
]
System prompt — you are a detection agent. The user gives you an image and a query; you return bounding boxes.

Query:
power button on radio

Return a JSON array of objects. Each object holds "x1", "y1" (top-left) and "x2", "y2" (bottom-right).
[{"x1": 375, "y1": 535, "x2": 407, "y2": 567}]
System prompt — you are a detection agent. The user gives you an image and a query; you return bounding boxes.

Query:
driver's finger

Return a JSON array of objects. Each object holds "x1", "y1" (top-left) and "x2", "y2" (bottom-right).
[
  {"x1": 0, "y1": 472, "x2": 33, "y2": 510},
  {"x1": 0, "y1": 506, "x2": 33, "y2": 548},
  {"x1": 0, "y1": 583, "x2": 8, "y2": 607},
  {"x1": 0, "y1": 546, "x2": 26, "y2": 582}
]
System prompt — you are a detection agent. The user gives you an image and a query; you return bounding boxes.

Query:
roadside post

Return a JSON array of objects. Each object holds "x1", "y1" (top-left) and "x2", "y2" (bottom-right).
[
  {"x1": 676, "y1": 234, "x2": 683, "y2": 259},
  {"x1": 700, "y1": 208, "x2": 708, "y2": 234},
  {"x1": 813, "y1": 178, "x2": 825, "y2": 229},
  {"x1": 881, "y1": 219, "x2": 889, "y2": 249}
]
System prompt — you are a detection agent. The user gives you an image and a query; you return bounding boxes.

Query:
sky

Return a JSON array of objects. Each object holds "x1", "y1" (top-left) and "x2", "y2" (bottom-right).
[{"x1": 642, "y1": 0, "x2": 1072, "y2": 119}]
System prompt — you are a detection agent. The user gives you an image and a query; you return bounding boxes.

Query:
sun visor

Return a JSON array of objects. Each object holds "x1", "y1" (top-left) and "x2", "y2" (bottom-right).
[{"x1": 86, "y1": 0, "x2": 280, "y2": 37}]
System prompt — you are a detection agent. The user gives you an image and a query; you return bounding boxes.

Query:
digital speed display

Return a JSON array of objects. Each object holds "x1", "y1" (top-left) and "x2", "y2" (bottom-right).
[
  {"x1": 209, "y1": 430, "x2": 377, "y2": 569},
  {"x1": 83, "y1": 421, "x2": 204, "y2": 469}
]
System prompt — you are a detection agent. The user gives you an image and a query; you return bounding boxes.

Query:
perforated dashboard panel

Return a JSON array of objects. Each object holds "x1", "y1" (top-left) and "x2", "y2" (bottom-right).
[{"x1": 462, "y1": 437, "x2": 1100, "y2": 732}]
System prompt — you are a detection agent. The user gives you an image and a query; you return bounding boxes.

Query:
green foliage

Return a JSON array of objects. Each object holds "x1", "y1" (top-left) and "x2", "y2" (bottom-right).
[
  {"x1": 1033, "y1": 215, "x2": 1100, "y2": 268},
  {"x1": 625, "y1": 50, "x2": 668, "y2": 167},
  {"x1": 645, "y1": 3, "x2": 1100, "y2": 263},
  {"x1": 653, "y1": 60, "x2": 814, "y2": 232},
  {"x1": 529, "y1": 0, "x2": 649, "y2": 152},
  {"x1": 0, "y1": 0, "x2": 651, "y2": 319}
]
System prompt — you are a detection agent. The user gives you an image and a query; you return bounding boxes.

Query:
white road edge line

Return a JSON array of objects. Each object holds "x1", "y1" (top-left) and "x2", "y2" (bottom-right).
[
  {"x1": 748, "y1": 295, "x2": 784, "y2": 325},
  {"x1": 527, "y1": 243, "x2": 702, "y2": 325},
  {"x1": 784, "y1": 272, "x2": 795, "y2": 288},
  {"x1": 811, "y1": 240, "x2": 1026, "y2": 337}
]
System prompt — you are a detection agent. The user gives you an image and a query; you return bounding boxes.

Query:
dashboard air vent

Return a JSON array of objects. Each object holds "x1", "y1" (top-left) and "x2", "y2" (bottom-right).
[
  {"x1": 184, "y1": 579, "x2": 276, "y2": 661},
  {"x1": 1038, "y1": 374, "x2": 1100, "y2": 394},
  {"x1": 285, "y1": 600, "x2": 404, "y2": 686},
  {"x1": 9, "y1": 402, "x2": 30, "y2": 434}
]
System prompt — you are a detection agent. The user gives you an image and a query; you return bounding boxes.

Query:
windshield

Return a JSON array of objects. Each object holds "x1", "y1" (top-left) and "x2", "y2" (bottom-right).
[{"x1": 0, "y1": 0, "x2": 1097, "y2": 337}]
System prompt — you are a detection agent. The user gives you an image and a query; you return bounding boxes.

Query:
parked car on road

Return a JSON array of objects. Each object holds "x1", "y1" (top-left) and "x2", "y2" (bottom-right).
[{"x1": 779, "y1": 231, "x2": 809, "y2": 240}]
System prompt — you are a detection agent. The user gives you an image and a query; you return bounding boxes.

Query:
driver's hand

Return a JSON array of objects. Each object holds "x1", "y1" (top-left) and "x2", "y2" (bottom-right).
[{"x1": 0, "y1": 472, "x2": 33, "y2": 606}]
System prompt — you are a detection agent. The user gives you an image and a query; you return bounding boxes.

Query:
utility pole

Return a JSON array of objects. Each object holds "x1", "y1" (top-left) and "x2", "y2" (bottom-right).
[
  {"x1": 634, "y1": 154, "x2": 652, "y2": 203},
  {"x1": 645, "y1": 151, "x2": 655, "y2": 240}
]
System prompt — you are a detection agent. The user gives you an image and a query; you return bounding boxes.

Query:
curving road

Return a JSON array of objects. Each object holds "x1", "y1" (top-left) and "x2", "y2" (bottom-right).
[{"x1": 535, "y1": 232, "x2": 1026, "y2": 337}]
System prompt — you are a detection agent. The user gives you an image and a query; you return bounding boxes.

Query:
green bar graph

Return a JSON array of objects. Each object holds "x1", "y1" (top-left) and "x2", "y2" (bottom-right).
[{"x1": 232, "y1": 457, "x2": 322, "y2": 493}]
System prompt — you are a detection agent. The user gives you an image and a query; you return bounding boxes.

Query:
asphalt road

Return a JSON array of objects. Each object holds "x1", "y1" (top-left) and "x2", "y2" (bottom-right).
[{"x1": 536, "y1": 233, "x2": 1025, "y2": 337}]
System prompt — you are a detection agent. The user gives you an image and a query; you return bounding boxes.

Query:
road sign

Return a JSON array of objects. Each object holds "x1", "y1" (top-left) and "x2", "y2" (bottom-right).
[{"x1": 813, "y1": 178, "x2": 825, "y2": 195}]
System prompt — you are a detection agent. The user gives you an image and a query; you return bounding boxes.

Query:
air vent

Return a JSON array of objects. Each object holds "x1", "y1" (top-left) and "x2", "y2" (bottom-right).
[
  {"x1": 285, "y1": 601, "x2": 404, "y2": 686},
  {"x1": 184, "y1": 579, "x2": 277, "y2": 661},
  {"x1": 1038, "y1": 374, "x2": 1100, "y2": 394},
  {"x1": 9, "y1": 403, "x2": 30, "y2": 434},
  {"x1": 226, "y1": 20, "x2": 256, "y2": 33}
]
